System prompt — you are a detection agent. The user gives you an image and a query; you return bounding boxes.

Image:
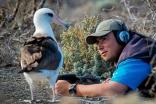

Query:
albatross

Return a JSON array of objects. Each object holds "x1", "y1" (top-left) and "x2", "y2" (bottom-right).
[{"x1": 19, "y1": 8, "x2": 68, "y2": 102}]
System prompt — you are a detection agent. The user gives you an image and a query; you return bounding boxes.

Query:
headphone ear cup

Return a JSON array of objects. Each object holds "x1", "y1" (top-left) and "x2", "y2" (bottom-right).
[{"x1": 117, "y1": 31, "x2": 130, "y2": 44}]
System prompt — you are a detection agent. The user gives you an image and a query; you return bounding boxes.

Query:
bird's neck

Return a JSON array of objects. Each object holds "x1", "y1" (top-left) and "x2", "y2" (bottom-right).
[{"x1": 33, "y1": 21, "x2": 56, "y2": 41}]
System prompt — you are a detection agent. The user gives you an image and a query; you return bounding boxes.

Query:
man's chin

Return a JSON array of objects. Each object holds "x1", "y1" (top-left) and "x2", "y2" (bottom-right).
[
  {"x1": 101, "y1": 57, "x2": 109, "y2": 61},
  {"x1": 102, "y1": 57, "x2": 114, "y2": 62}
]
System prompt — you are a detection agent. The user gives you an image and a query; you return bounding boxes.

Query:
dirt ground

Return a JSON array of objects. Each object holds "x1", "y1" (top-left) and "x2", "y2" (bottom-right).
[
  {"x1": 0, "y1": 66, "x2": 110, "y2": 104},
  {"x1": 1, "y1": 67, "x2": 156, "y2": 104},
  {"x1": 0, "y1": 66, "x2": 34, "y2": 104},
  {"x1": 0, "y1": 66, "x2": 61, "y2": 104}
]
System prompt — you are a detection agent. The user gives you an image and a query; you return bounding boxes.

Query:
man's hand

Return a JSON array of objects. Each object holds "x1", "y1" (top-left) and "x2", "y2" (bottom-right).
[{"x1": 55, "y1": 80, "x2": 71, "y2": 96}]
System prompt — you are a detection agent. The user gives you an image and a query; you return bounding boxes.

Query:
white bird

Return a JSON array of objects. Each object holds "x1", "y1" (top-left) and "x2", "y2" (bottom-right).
[{"x1": 19, "y1": 8, "x2": 68, "y2": 102}]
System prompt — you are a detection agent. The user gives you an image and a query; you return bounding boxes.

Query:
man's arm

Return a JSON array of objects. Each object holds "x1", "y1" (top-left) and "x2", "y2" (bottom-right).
[
  {"x1": 55, "y1": 80, "x2": 128, "y2": 97},
  {"x1": 76, "y1": 81, "x2": 128, "y2": 96}
]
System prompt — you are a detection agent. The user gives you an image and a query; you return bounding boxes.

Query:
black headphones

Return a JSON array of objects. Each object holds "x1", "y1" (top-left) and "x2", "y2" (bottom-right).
[{"x1": 113, "y1": 21, "x2": 130, "y2": 45}]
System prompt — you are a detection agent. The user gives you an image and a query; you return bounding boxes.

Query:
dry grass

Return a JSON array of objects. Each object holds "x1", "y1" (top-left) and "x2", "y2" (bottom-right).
[
  {"x1": 59, "y1": 97, "x2": 81, "y2": 104},
  {"x1": 59, "y1": 93, "x2": 156, "y2": 104},
  {"x1": 112, "y1": 93, "x2": 156, "y2": 104}
]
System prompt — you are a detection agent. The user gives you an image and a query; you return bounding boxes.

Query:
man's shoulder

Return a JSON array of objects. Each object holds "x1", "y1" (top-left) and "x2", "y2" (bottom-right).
[
  {"x1": 118, "y1": 58, "x2": 151, "y2": 67},
  {"x1": 112, "y1": 58, "x2": 151, "y2": 90}
]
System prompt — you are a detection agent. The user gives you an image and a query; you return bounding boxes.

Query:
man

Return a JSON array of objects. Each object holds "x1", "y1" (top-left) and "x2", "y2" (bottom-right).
[{"x1": 55, "y1": 19, "x2": 156, "y2": 97}]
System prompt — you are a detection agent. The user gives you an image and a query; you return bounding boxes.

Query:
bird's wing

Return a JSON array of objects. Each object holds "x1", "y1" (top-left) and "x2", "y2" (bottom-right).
[
  {"x1": 20, "y1": 44, "x2": 42, "y2": 72},
  {"x1": 36, "y1": 37, "x2": 62, "y2": 70},
  {"x1": 20, "y1": 37, "x2": 43, "y2": 73},
  {"x1": 24, "y1": 37, "x2": 37, "y2": 45},
  {"x1": 19, "y1": 37, "x2": 62, "y2": 73},
  {"x1": 40, "y1": 37, "x2": 58, "y2": 52}
]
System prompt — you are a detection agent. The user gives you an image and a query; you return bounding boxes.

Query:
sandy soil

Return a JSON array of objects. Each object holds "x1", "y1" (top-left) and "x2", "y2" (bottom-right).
[
  {"x1": 0, "y1": 66, "x2": 59, "y2": 104},
  {"x1": 0, "y1": 66, "x2": 110, "y2": 104}
]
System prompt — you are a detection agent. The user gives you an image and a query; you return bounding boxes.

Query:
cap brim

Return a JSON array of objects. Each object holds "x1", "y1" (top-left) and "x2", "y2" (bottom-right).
[{"x1": 86, "y1": 31, "x2": 111, "y2": 44}]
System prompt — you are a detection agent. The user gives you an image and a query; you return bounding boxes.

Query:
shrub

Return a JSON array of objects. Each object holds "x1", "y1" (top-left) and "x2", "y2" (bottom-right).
[{"x1": 60, "y1": 16, "x2": 113, "y2": 80}]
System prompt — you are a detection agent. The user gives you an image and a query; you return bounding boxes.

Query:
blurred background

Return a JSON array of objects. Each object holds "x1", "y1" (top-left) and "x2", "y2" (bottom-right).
[{"x1": 0, "y1": 0, "x2": 156, "y2": 77}]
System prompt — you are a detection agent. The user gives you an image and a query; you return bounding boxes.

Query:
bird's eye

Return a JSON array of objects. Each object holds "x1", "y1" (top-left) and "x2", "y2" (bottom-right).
[{"x1": 47, "y1": 13, "x2": 53, "y2": 17}]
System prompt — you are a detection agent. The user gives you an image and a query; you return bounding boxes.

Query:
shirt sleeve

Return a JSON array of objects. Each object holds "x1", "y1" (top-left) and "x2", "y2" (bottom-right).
[{"x1": 111, "y1": 58, "x2": 151, "y2": 90}]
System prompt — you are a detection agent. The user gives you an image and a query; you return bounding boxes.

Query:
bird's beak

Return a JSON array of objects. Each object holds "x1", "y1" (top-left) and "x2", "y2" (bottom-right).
[{"x1": 53, "y1": 15, "x2": 70, "y2": 30}]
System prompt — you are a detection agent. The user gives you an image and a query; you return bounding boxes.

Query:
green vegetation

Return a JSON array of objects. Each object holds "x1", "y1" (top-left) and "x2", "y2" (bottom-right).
[{"x1": 60, "y1": 16, "x2": 113, "y2": 80}]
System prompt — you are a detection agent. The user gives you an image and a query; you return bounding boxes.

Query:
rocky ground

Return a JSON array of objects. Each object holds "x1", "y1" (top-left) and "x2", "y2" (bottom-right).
[
  {"x1": 0, "y1": 66, "x2": 62, "y2": 104},
  {"x1": 0, "y1": 66, "x2": 33, "y2": 104},
  {"x1": 0, "y1": 66, "x2": 111, "y2": 104}
]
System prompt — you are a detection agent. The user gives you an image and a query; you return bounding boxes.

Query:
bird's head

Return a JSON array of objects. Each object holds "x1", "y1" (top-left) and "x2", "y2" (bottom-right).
[{"x1": 33, "y1": 8, "x2": 69, "y2": 29}]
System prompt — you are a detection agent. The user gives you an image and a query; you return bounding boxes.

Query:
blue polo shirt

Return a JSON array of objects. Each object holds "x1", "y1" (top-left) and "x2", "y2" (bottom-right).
[{"x1": 111, "y1": 58, "x2": 151, "y2": 90}]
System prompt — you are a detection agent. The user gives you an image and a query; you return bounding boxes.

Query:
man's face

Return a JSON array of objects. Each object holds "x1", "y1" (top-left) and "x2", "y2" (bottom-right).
[{"x1": 96, "y1": 32, "x2": 123, "y2": 62}]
